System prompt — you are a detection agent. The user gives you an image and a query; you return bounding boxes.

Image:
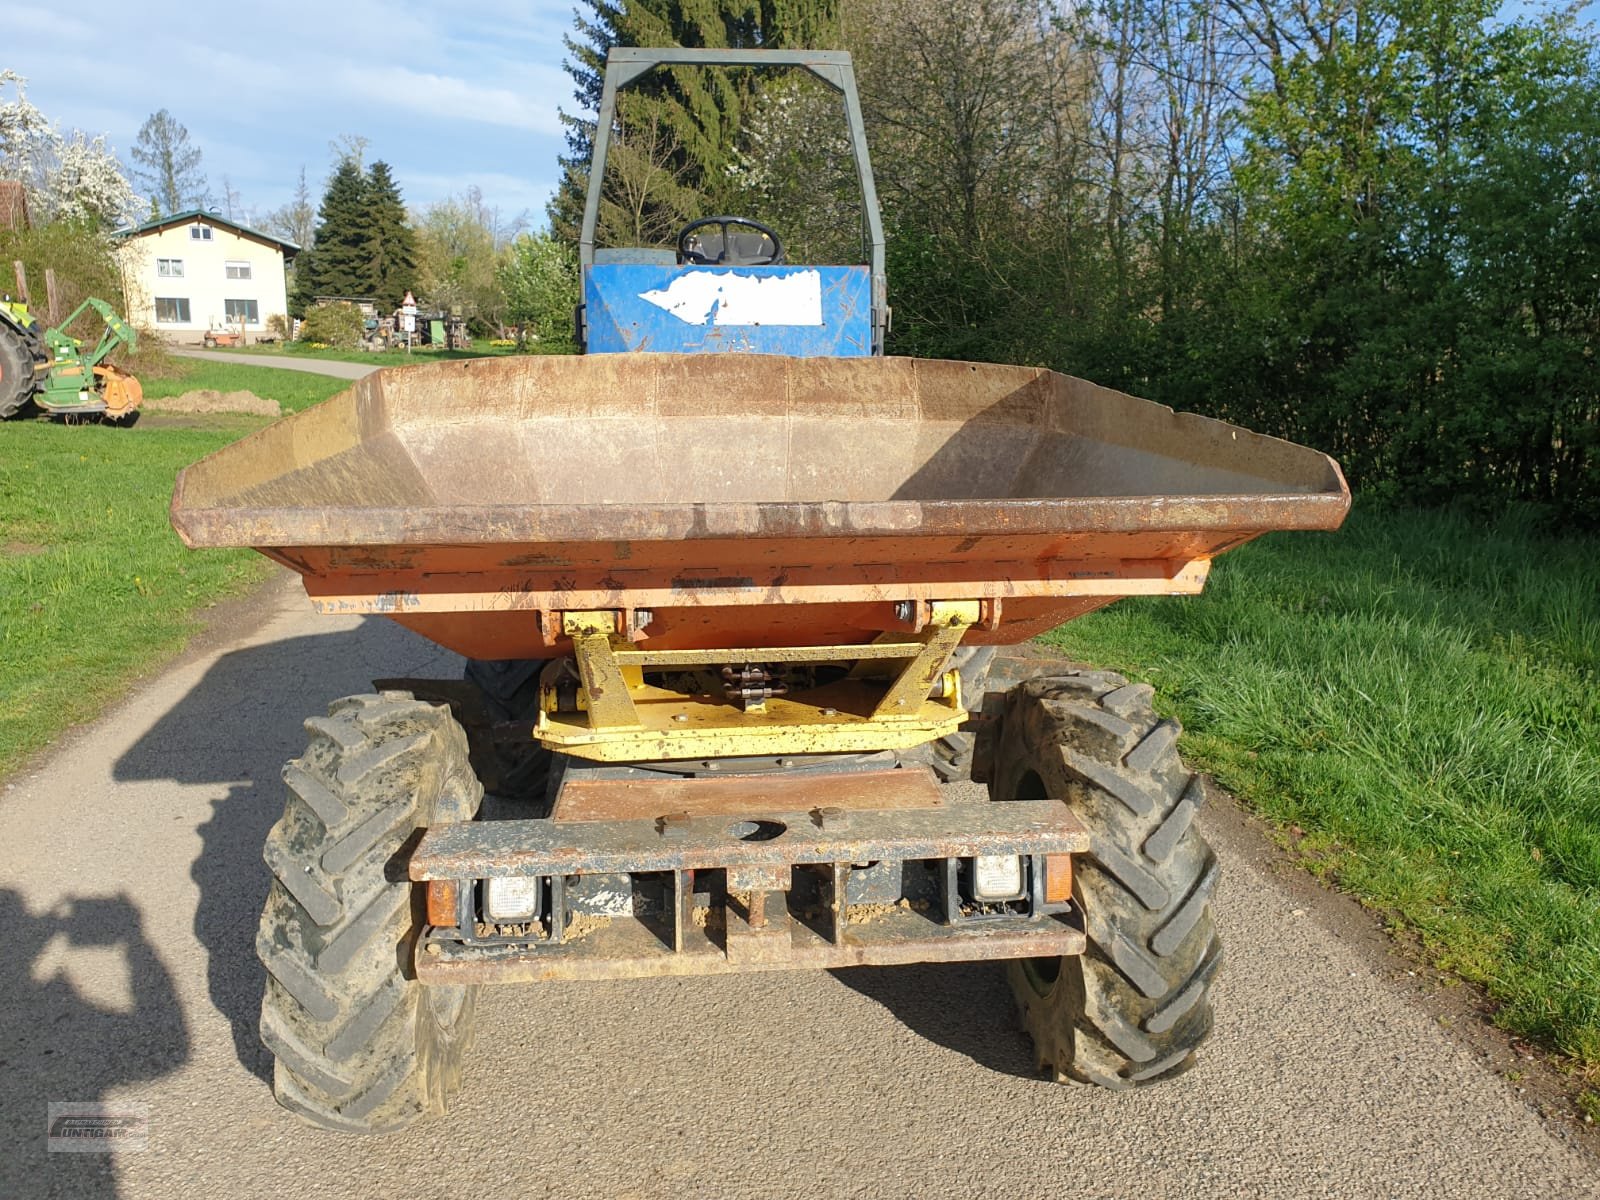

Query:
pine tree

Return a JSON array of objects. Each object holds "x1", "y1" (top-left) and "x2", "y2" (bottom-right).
[
  {"x1": 291, "y1": 158, "x2": 370, "y2": 313},
  {"x1": 550, "y1": 1, "x2": 839, "y2": 239},
  {"x1": 364, "y1": 161, "x2": 417, "y2": 309}
]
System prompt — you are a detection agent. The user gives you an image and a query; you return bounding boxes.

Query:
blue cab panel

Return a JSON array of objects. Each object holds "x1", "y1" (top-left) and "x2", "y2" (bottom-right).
[{"x1": 583, "y1": 263, "x2": 873, "y2": 356}]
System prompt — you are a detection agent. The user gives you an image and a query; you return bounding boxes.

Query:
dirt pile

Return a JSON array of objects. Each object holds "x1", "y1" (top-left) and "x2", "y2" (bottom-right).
[{"x1": 144, "y1": 389, "x2": 280, "y2": 417}]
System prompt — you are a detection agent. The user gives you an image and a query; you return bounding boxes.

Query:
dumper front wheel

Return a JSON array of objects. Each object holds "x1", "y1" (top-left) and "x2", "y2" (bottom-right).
[
  {"x1": 992, "y1": 672, "x2": 1222, "y2": 1088},
  {"x1": 257, "y1": 692, "x2": 482, "y2": 1132}
]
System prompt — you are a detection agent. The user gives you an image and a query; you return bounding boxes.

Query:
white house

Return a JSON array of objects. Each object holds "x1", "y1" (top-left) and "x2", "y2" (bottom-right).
[{"x1": 115, "y1": 211, "x2": 297, "y2": 342}]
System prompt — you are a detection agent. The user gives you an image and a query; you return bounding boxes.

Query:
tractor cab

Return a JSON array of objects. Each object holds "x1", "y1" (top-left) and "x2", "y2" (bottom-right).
[{"x1": 577, "y1": 49, "x2": 886, "y2": 358}]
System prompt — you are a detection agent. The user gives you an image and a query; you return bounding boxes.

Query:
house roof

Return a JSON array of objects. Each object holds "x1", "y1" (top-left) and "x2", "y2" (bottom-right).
[{"x1": 116, "y1": 209, "x2": 301, "y2": 254}]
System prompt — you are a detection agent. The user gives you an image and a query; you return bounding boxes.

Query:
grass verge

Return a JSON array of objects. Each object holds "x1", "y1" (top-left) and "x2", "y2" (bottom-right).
[
  {"x1": 0, "y1": 359, "x2": 346, "y2": 778},
  {"x1": 1043, "y1": 503, "x2": 1600, "y2": 1074},
  {"x1": 218, "y1": 342, "x2": 521, "y2": 366}
]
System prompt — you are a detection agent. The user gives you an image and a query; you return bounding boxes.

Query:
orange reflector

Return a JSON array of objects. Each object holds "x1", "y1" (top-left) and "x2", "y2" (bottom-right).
[
  {"x1": 426, "y1": 879, "x2": 460, "y2": 927},
  {"x1": 1044, "y1": 855, "x2": 1074, "y2": 905}
]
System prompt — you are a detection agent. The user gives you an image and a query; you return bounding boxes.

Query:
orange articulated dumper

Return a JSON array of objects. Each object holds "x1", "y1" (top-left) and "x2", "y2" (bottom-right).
[{"x1": 172, "y1": 49, "x2": 1348, "y2": 1134}]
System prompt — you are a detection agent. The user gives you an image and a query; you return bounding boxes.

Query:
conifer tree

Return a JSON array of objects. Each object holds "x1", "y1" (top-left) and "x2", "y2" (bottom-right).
[
  {"x1": 551, "y1": 1, "x2": 839, "y2": 238},
  {"x1": 363, "y1": 160, "x2": 417, "y2": 309},
  {"x1": 291, "y1": 157, "x2": 369, "y2": 313}
]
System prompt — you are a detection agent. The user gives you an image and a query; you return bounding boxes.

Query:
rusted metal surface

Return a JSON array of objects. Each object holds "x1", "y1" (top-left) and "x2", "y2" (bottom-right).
[
  {"x1": 549, "y1": 768, "x2": 944, "y2": 822},
  {"x1": 170, "y1": 353, "x2": 1349, "y2": 660},
  {"x1": 417, "y1": 906, "x2": 1086, "y2": 984},
  {"x1": 410, "y1": 799, "x2": 1088, "y2": 879}
]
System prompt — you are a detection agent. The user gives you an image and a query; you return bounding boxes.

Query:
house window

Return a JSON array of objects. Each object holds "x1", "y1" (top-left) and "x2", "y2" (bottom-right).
[
  {"x1": 225, "y1": 260, "x2": 252, "y2": 280},
  {"x1": 154, "y1": 297, "x2": 191, "y2": 323},
  {"x1": 224, "y1": 299, "x2": 260, "y2": 325},
  {"x1": 190, "y1": 225, "x2": 213, "y2": 241},
  {"x1": 157, "y1": 258, "x2": 184, "y2": 278}
]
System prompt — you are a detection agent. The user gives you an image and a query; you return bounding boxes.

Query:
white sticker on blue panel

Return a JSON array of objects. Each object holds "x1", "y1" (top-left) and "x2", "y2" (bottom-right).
[{"x1": 640, "y1": 270, "x2": 825, "y2": 326}]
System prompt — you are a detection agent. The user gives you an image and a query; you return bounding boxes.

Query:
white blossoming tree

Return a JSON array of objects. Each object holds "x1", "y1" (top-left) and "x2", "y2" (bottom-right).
[{"x1": 0, "y1": 70, "x2": 142, "y2": 228}]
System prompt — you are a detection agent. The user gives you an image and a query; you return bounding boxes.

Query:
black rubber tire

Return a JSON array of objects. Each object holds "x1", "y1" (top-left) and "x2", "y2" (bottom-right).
[
  {"x1": 463, "y1": 658, "x2": 553, "y2": 805},
  {"x1": 901, "y1": 645, "x2": 1000, "y2": 782},
  {"x1": 991, "y1": 671, "x2": 1222, "y2": 1088},
  {"x1": 257, "y1": 692, "x2": 482, "y2": 1133},
  {"x1": 0, "y1": 320, "x2": 36, "y2": 419}
]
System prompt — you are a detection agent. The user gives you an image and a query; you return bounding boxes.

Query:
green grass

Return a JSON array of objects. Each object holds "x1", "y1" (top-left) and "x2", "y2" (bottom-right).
[
  {"x1": 143, "y1": 359, "x2": 350, "y2": 413},
  {"x1": 1580, "y1": 1090, "x2": 1600, "y2": 1124},
  {"x1": 0, "y1": 358, "x2": 347, "y2": 777},
  {"x1": 1043, "y1": 503, "x2": 1600, "y2": 1070},
  {"x1": 218, "y1": 342, "x2": 521, "y2": 366}
]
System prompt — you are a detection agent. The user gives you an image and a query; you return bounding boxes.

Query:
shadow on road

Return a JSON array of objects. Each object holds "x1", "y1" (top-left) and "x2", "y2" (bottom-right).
[
  {"x1": 111, "y1": 618, "x2": 453, "y2": 1087},
  {"x1": 828, "y1": 961, "x2": 1040, "y2": 1079},
  {"x1": 0, "y1": 888, "x2": 189, "y2": 1199}
]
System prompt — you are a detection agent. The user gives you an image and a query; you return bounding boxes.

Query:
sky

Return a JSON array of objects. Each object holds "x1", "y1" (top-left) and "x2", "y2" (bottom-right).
[
  {"x1": 8, "y1": 1, "x2": 1597, "y2": 234},
  {"x1": 7, "y1": 1, "x2": 582, "y2": 230}
]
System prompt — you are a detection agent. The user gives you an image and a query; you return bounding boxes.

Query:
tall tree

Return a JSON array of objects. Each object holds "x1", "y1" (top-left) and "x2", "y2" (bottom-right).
[
  {"x1": 363, "y1": 160, "x2": 417, "y2": 308},
  {"x1": 263, "y1": 166, "x2": 316, "y2": 249},
  {"x1": 291, "y1": 157, "x2": 370, "y2": 313},
  {"x1": 128, "y1": 109, "x2": 207, "y2": 214},
  {"x1": 416, "y1": 188, "x2": 508, "y2": 331},
  {"x1": 220, "y1": 174, "x2": 250, "y2": 224},
  {"x1": 551, "y1": 0, "x2": 841, "y2": 239}
]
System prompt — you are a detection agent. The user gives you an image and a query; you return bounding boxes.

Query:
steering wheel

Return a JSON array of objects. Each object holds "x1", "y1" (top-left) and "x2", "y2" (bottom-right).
[{"x1": 677, "y1": 216, "x2": 785, "y2": 267}]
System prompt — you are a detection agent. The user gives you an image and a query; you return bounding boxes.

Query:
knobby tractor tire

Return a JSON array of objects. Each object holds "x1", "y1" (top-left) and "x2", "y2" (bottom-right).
[
  {"x1": 903, "y1": 646, "x2": 999, "y2": 782},
  {"x1": 0, "y1": 321, "x2": 36, "y2": 419},
  {"x1": 462, "y1": 658, "x2": 552, "y2": 805},
  {"x1": 991, "y1": 671, "x2": 1222, "y2": 1088},
  {"x1": 257, "y1": 692, "x2": 482, "y2": 1133}
]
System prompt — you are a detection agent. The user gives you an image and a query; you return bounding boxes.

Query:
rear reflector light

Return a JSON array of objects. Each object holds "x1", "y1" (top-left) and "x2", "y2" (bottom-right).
[
  {"x1": 1044, "y1": 854, "x2": 1074, "y2": 905},
  {"x1": 425, "y1": 880, "x2": 458, "y2": 927}
]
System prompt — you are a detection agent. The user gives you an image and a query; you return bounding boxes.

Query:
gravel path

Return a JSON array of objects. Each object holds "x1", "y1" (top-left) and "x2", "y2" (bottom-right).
[{"x1": 172, "y1": 350, "x2": 378, "y2": 379}]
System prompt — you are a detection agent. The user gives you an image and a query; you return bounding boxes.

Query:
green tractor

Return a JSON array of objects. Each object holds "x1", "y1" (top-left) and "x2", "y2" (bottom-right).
[{"x1": 0, "y1": 295, "x2": 143, "y2": 423}]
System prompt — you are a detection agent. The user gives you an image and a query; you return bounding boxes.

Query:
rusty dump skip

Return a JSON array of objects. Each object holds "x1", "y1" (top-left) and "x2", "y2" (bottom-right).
[{"x1": 170, "y1": 353, "x2": 1348, "y2": 658}]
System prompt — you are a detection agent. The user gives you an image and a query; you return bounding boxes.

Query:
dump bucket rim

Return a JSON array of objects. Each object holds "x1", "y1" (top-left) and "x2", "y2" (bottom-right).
[{"x1": 170, "y1": 487, "x2": 1351, "y2": 550}]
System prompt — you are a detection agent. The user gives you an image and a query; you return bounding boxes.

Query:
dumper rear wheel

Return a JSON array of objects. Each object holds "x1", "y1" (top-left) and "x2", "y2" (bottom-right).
[
  {"x1": 903, "y1": 646, "x2": 998, "y2": 782},
  {"x1": 463, "y1": 658, "x2": 552, "y2": 804},
  {"x1": 992, "y1": 672, "x2": 1222, "y2": 1088},
  {"x1": 257, "y1": 692, "x2": 482, "y2": 1133}
]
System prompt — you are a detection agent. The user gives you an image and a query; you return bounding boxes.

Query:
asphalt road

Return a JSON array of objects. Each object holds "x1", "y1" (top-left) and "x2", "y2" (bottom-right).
[
  {"x1": 172, "y1": 349, "x2": 379, "y2": 379},
  {"x1": 2, "y1": 572, "x2": 1595, "y2": 1199}
]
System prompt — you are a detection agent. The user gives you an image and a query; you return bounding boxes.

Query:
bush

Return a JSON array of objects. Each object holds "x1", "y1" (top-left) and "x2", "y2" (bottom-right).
[
  {"x1": 296, "y1": 302, "x2": 364, "y2": 348},
  {"x1": 0, "y1": 219, "x2": 124, "y2": 330},
  {"x1": 265, "y1": 313, "x2": 289, "y2": 339},
  {"x1": 498, "y1": 233, "x2": 579, "y2": 354},
  {"x1": 120, "y1": 327, "x2": 178, "y2": 381}
]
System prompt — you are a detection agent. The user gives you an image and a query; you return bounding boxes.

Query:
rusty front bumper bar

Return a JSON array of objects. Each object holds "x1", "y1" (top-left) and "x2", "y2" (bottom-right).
[{"x1": 411, "y1": 798, "x2": 1089, "y2": 983}]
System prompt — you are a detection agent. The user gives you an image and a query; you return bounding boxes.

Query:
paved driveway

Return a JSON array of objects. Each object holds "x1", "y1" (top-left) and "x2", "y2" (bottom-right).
[{"x1": 1, "y1": 574, "x2": 1594, "y2": 1198}]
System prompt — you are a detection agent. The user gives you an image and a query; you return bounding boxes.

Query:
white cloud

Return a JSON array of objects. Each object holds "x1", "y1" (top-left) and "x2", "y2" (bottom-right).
[{"x1": 329, "y1": 64, "x2": 567, "y2": 135}]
